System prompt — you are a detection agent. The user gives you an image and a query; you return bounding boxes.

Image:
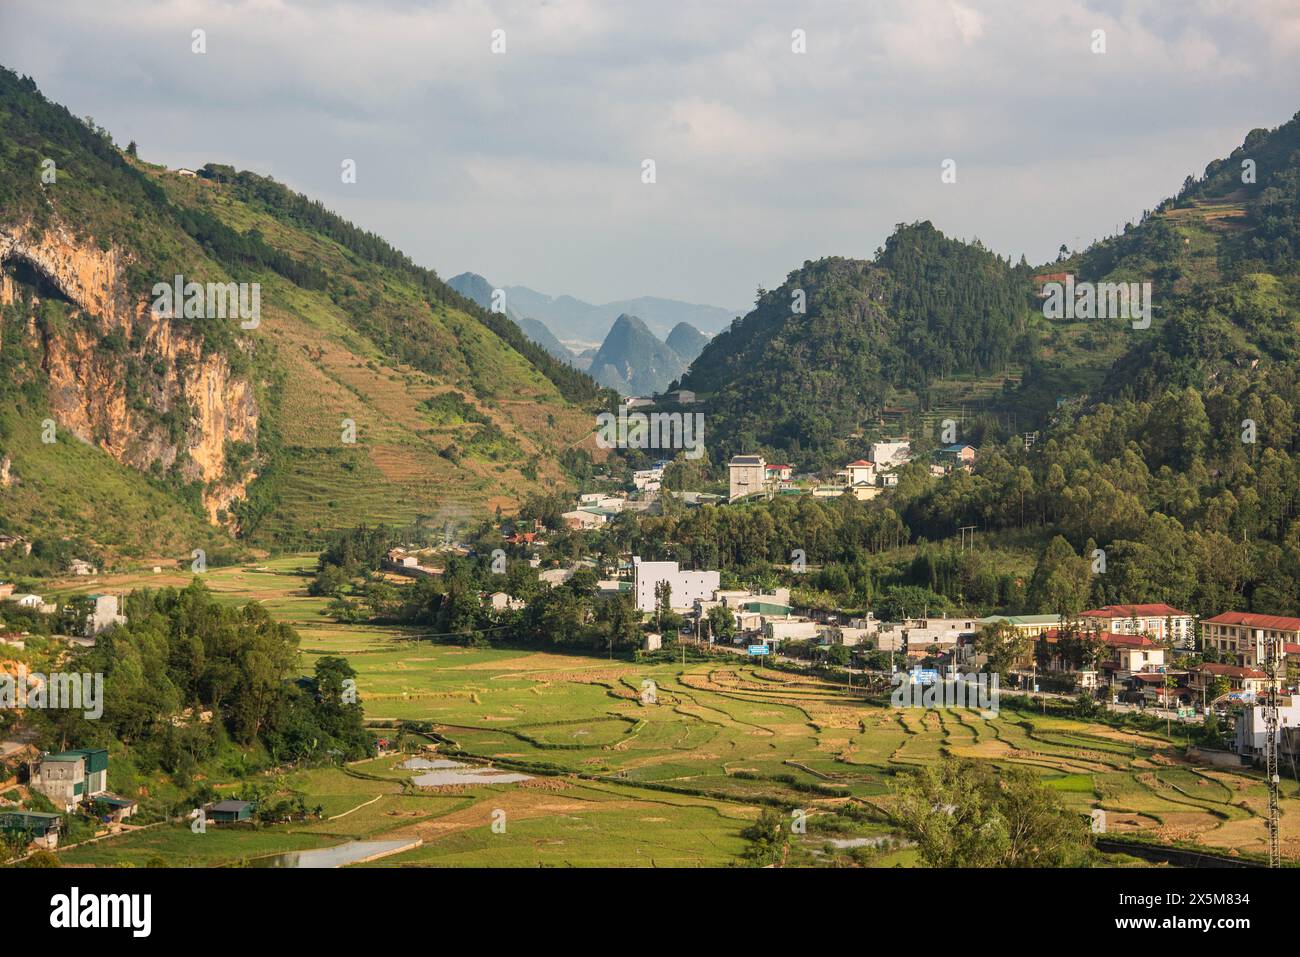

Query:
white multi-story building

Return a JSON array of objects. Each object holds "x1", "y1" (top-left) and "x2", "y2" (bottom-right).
[
  {"x1": 1080, "y1": 603, "x2": 1196, "y2": 649},
  {"x1": 837, "y1": 459, "x2": 876, "y2": 487},
  {"x1": 904, "y1": 617, "x2": 978, "y2": 650},
  {"x1": 632, "y1": 558, "x2": 720, "y2": 614}
]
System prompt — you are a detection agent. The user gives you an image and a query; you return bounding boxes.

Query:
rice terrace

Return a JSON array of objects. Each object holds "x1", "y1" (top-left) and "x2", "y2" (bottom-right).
[{"x1": 45, "y1": 557, "x2": 1300, "y2": 869}]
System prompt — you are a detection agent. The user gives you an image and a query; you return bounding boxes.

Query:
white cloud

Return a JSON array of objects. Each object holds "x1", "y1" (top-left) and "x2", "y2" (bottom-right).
[{"x1": 1, "y1": 0, "x2": 1298, "y2": 306}]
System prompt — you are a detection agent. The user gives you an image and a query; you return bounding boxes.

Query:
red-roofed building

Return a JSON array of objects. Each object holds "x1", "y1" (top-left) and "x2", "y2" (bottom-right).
[
  {"x1": 1202, "y1": 611, "x2": 1300, "y2": 669},
  {"x1": 1040, "y1": 629, "x2": 1166, "y2": 681},
  {"x1": 838, "y1": 460, "x2": 876, "y2": 487},
  {"x1": 765, "y1": 464, "x2": 794, "y2": 482},
  {"x1": 1191, "y1": 661, "x2": 1269, "y2": 697},
  {"x1": 1079, "y1": 603, "x2": 1196, "y2": 649},
  {"x1": 1099, "y1": 632, "x2": 1166, "y2": 675}
]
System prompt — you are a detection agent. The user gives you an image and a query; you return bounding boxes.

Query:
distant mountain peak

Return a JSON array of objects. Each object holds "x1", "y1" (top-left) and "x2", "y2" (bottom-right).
[
  {"x1": 665, "y1": 321, "x2": 710, "y2": 364},
  {"x1": 587, "y1": 313, "x2": 687, "y2": 396}
]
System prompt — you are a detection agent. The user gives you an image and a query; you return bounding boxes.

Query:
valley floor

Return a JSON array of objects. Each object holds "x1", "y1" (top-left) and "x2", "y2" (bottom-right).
[{"x1": 41, "y1": 558, "x2": 1300, "y2": 868}]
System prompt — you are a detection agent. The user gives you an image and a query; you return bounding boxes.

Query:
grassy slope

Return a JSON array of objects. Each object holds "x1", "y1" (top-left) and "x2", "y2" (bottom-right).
[
  {"x1": 147, "y1": 169, "x2": 595, "y2": 546},
  {"x1": 0, "y1": 405, "x2": 230, "y2": 563}
]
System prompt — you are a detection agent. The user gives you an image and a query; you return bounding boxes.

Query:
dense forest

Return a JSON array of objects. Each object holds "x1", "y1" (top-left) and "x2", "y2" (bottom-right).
[
  {"x1": 679, "y1": 222, "x2": 1033, "y2": 469},
  {"x1": 11, "y1": 580, "x2": 372, "y2": 799}
]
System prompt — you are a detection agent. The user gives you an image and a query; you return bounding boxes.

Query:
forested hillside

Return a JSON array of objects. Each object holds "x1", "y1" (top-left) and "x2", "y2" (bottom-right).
[{"x1": 680, "y1": 222, "x2": 1033, "y2": 469}]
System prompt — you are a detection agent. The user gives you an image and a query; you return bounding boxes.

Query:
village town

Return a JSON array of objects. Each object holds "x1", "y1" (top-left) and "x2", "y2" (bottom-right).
[{"x1": 5, "y1": 408, "x2": 1298, "y2": 861}]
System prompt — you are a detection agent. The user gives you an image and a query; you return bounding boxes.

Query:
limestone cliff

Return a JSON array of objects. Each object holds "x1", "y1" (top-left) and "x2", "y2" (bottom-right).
[{"x1": 0, "y1": 220, "x2": 258, "y2": 523}]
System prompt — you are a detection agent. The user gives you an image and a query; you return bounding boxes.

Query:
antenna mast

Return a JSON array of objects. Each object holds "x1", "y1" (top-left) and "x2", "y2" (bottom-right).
[{"x1": 1265, "y1": 629, "x2": 1281, "y2": 868}]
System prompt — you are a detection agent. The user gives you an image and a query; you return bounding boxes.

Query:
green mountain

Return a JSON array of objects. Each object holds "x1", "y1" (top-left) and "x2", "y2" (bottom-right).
[
  {"x1": 0, "y1": 67, "x2": 607, "y2": 563},
  {"x1": 665, "y1": 321, "x2": 710, "y2": 364},
  {"x1": 680, "y1": 221, "x2": 1032, "y2": 468},
  {"x1": 447, "y1": 271, "x2": 575, "y2": 364},
  {"x1": 682, "y1": 109, "x2": 1300, "y2": 475},
  {"x1": 1064, "y1": 112, "x2": 1300, "y2": 404},
  {"x1": 587, "y1": 313, "x2": 689, "y2": 396}
]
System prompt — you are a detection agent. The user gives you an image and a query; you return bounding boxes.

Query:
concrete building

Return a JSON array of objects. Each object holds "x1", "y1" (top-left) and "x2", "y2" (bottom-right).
[
  {"x1": 763, "y1": 619, "x2": 821, "y2": 646},
  {"x1": 28, "y1": 748, "x2": 109, "y2": 812},
  {"x1": 904, "y1": 617, "x2": 978, "y2": 650},
  {"x1": 632, "y1": 467, "x2": 664, "y2": 491},
  {"x1": 85, "y1": 594, "x2": 127, "y2": 636},
  {"x1": 937, "y1": 444, "x2": 976, "y2": 467},
  {"x1": 822, "y1": 624, "x2": 874, "y2": 647},
  {"x1": 632, "y1": 558, "x2": 720, "y2": 614},
  {"x1": 728, "y1": 454, "x2": 767, "y2": 501},
  {"x1": 484, "y1": 592, "x2": 524, "y2": 612},
  {"x1": 1236, "y1": 695, "x2": 1300, "y2": 761},
  {"x1": 839, "y1": 460, "x2": 875, "y2": 486},
  {"x1": 1102, "y1": 633, "x2": 1166, "y2": 675},
  {"x1": 561, "y1": 507, "x2": 611, "y2": 530},
  {"x1": 870, "y1": 439, "x2": 911, "y2": 469},
  {"x1": 1080, "y1": 603, "x2": 1196, "y2": 649},
  {"x1": 1202, "y1": 611, "x2": 1300, "y2": 668},
  {"x1": 1192, "y1": 662, "x2": 1269, "y2": 697},
  {"x1": 206, "y1": 799, "x2": 256, "y2": 823},
  {"x1": 0, "y1": 810, "x2": 62, "y2": 849},
  {"x1": 975, "y1": 614, "x2": 1062, "y2": 638}
]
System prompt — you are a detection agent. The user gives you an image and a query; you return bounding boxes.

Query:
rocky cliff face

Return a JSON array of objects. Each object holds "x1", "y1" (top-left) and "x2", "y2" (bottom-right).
[{"x1": 0, "y1": 220, "x2": 258, "y2": 523}]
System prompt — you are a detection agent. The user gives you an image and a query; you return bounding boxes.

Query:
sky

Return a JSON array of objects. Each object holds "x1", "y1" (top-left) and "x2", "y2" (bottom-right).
[{"x1": 2, "y1": 0, "x2": 1299, "y2": 312}]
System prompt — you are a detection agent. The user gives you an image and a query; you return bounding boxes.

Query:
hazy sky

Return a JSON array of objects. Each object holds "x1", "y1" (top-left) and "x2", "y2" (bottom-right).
[{"x1": 2, "y1": 0, "x2": 1299, "y2": 311}]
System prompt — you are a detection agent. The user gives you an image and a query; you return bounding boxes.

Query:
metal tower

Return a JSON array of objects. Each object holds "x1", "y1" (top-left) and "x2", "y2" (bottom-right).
[{"x1": 1264, "y1": 630, "x2": 1281, "y2": 867}]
